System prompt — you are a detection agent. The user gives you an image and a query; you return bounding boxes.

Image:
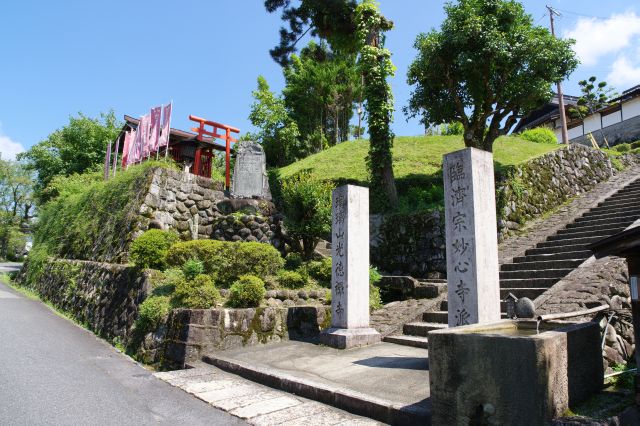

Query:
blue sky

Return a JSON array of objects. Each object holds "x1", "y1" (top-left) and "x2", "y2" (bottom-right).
[{"x1": 1, "y1": 0, "x2": 639, "y2": 159}]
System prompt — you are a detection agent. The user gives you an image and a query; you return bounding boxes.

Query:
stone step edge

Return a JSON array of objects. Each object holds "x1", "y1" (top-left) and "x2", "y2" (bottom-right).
[
  {"x1": 383, "y1": 335, "x2": 430, "y2": 349},
  {"x1": 203, "y1": 353, "x2": 430, "y2": 425}
]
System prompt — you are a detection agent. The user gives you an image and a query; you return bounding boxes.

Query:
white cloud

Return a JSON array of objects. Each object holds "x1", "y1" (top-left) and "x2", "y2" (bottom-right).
[
  {"x1": 564, "y1": 12, "x2": 640, "y2": 67},
  {"x1": 607, "y1": 55, "x2": 640, "y2": 87},
  {"x1": 0, "y1": 131, "x2": 25, "y2": 161}
]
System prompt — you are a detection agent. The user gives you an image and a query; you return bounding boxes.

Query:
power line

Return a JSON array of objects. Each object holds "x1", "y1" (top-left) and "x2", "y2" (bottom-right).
[{"x1": 554, "y1": 8, "x2": 609, "y2": 20}]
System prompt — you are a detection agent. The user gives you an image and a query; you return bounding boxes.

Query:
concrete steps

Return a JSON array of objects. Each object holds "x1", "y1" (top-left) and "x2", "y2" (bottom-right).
[
  {"x1": 403, "y1": 322, "x2": 447, "y2": 337},
  {"x1": 499, "y1": 268, "x2": 574, "y2": 280}
]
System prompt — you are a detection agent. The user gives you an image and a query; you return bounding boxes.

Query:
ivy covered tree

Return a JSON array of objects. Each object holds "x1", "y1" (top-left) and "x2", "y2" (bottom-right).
[
  {"x1": 265, "y1": 0, "x2": 398, "y2": 208},
  {"x1": 405, "y1": 0, "x2": 578, "y2": 152},
  {"x1": 19, "y1": 111, "x2": 121, "y2": 202}
]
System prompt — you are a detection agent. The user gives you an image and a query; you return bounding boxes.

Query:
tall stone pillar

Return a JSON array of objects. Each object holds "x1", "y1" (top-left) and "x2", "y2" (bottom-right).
[
  {"x1": 443, "y1": 147, "x2": 501, "y2": 327},
  {"x1": 320, "y1": 185, "x2": 381, "y2": 349}
]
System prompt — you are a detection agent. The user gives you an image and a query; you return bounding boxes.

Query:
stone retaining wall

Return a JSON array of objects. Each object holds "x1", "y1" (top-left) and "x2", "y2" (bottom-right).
[
  {"x1": 28, "y1": 259, "x2": 151, "y2": 343},
  {"x1": 139, "y1": 306, "x2": 330, "y2": 369},
  {"x1": 370, "y1": 146, "x2": 617, "y2": 277},
  {"x1": 136, "y1": 168, "x2": 286, "y2": 252}
]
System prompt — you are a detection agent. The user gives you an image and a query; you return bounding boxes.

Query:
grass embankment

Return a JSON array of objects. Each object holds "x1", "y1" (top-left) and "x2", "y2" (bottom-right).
[{"x1": 276, "y1": 135, "x2": 560, "y2": 212}]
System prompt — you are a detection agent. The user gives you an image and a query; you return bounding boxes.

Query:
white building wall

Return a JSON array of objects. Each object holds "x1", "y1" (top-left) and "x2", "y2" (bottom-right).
[
  {"x1": 622, "y1": 97, "x2": 640, "y2": 119},
  {"x1": 568, "y1": 125, "x2": 583, "y2": 140},
  {"x1": 583, "y1": 114, "x2": 602, "y2": 134},
  {"x1": 554, "y1": 128, "x2": 562, "y2": 143},
  {"x1": 602, "y1": 110, "x2": 622, "y2": 128}
]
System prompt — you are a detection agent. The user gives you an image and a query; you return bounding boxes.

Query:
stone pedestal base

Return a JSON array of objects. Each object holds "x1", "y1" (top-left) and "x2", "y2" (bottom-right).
[{"x1": 319, "y1": 328, "x2": 381, "y2": 349}]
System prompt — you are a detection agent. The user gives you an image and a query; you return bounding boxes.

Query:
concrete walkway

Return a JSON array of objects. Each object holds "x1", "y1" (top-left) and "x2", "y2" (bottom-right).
[
  {"x1": 155, "y1": 364, "x2": 382, "y2": 425},
  {"x1": 0, "y1": 278, "x2": 244, "y2": 426},
  {"x1": 204, "y1": 341, "x2": 431, "y2": 424}
]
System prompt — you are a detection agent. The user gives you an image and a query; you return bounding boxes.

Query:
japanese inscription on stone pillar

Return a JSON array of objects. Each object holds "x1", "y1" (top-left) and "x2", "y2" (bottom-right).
[
  {"x1": 443, "y1": 148, "x2": 500, "y2": 327},
  {"x1": 329, "y1": 185, "x2": 370, "y2": 329}
]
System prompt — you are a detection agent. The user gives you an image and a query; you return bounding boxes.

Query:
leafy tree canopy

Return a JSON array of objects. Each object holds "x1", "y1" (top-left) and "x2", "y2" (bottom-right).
[
  {"x1": 569, "y1": 76, "x2": 616, "y2": 120},
  {"x1": 19, "y1": 111, "x2": 121, "y2": 201},
  {"x1": 283, "y1": 41, "x2": 361, "y2": 149},
  {"x1": 264, "y1": 0, "x2": 358, "y2": 66},
  {"x1": 405, "y1": 0, "x2": 578, "y2": 152},
  {"x1": 0, "y1": 158, "x2": 34, "y2": 259}
]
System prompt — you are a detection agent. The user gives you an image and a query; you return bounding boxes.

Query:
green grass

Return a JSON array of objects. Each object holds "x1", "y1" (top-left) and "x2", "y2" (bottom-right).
[{"x1": 277, "y1": 135, "x2": 561, "y2": 185}]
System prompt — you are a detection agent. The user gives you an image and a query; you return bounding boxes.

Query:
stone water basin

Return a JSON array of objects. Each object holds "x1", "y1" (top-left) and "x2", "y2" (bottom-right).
[{"x1": 428, "y1": 319, "x2": 603, "y2": 426}]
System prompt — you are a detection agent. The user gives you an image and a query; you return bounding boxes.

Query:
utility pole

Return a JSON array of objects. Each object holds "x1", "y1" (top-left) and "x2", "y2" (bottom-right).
[{"x1": 547, "y1": 5, "x2": 570, "y2": 144}]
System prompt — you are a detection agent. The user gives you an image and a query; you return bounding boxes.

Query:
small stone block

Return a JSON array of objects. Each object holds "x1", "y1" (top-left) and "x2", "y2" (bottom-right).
[{"x1": 319, "y1": 327, "x2": 381, "y2": 349}]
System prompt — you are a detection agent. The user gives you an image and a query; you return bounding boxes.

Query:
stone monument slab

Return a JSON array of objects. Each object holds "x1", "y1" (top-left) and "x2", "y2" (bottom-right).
[
  {"x1": 443, "y1": 147, "x2": 500, "y2": 327},
  {"x1": 320, "y1": 185, "x2": 380, "y2": 349},
  {"x1": 231, "y1": 141, "x2": 271, "y2": 199}
]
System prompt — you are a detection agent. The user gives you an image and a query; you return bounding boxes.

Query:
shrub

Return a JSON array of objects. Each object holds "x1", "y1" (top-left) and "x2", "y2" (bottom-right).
[
  {"x1": 173, "y1": 274, "x2": 221, "y2": 309},
  {"x1": 228, "y1": 275, "x2": 266, "y2": 308},
  {"x1": 166, "y1": 240, "x2": 283, "y2": 287},
  {"x1": 277, "y1": 270, "x2": 308, "y2": 289},
  {"x1": 440, "y1": 121, "x2": 464, "y2": 135},
  {"x1": 279, "y1": 170, "x2": 334, "y2": 258},
  {"x1": 308, "y1": 257, "x2": 332, "y2": 286},
  {"x1": 369, "y1": 267, "x2": 383, "y2": 311},
  {"x1": 631, "y1": 141, "x2": 640, "y2": 149},
  {"x1": 182, "y1": 259, "x2": 204, "y2": 280},
  {"x1": 136, "y1": 295, "x2": 171, "y2": 332},
  {"x1": 284, "y1": 252, "x2": 304, "y2": 270},
  {"x1": 615, "y1": 143, "x2": 631, "y2": 153},
  {"x1": 519, "y1": 127, "x2": 557, "y2": 144},
  {"x1": 130, "y1": 229, "x2": 179, "y2": 270}
]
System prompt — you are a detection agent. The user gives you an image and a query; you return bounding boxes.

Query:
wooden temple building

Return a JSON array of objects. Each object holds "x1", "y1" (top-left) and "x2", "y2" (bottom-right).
[{"x1": 107, "y1": 114, "x2": 239, "y2": 189}]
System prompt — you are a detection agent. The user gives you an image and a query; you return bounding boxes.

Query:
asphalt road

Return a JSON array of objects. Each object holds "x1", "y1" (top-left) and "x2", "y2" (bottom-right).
[{"x1": 0, "y1": 271, "x2": 246, "y2": 426}]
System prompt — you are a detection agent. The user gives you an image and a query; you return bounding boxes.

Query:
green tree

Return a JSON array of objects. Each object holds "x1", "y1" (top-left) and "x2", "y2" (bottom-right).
[
  {"x1": 279, "y1": 170, "x2": 334, "y2": 258},
  {"x1": 19, "y1": 111, "x2": 121, "y2": 201},
  {"x1": 283, "y1": 41, "x2": 361, "y2": 150},
  {"x1": 265, "y1": 0, "x2": 399, "y2": 208},
  {"x1": 0, "y1": 158, "x2": 34, "y2": 259},
  {"x1": 569, "y1": 76, "x2": 615, "y2": 120},
  {"x1": 248, "y1": 76, "x2": 301, "y2": 167},
  {"x1": 405, "y1": 0, "x2": 578, "y2": 152}
]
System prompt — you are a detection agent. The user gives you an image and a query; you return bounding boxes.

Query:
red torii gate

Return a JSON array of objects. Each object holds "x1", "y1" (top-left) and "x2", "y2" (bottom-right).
[{"x1": 189, "y1": 115, "x2": 240, "y2": 189}]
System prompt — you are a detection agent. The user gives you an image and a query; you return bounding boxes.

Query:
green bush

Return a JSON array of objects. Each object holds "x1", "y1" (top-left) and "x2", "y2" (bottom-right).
[
  {"x1": 519, "y1": 127, "x2": 557, "y2": 145},
  {"x1": 129, "y1": 229, "x2": 179, "y2": 270},
  {"x1": 615, "y1": 143, "x2": 631, "y2": 153},
  {"x1": 279, "y1": 170, "x2": 334, "y2": 258},
  {"x1": 440, "y1": 121, "x2": 464, "y2": 135},
  {"x1": 308, "y1": 257, "x2": 332, "y2": 286},
  {"x1": 182, "y1": 259, "x2": 204, "y2": 280},
  {"x1": 631, "y1": 141, "x2": 640, "y2": 149},
  {"x1": 173, "y1": 274, "x2": 221, "y2": 309},
  {"x1": 284, "y1": 252, "x2": 304, "y2": 270},
  {"x1": 369, "y1": 267, "x2": 383, "y2": 311},
  {"x1": 166, "y1": 240, "x2": 283, "y2": 287},
  {"x1": 277, "y1": 270, "x2": 308, "y2": 289},
  {"x1": 136, "y1": 295, "x2": 171, "y2": 332},
  {"x1": 228, "y1": 275, "x2": 266, "y2": 308}
]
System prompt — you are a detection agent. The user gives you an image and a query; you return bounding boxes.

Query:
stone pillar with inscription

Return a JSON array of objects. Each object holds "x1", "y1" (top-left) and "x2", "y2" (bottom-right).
[
  {"x1": 443, "y1": 147, "x2": 501, "y2": 327},
  {"x1": 320, "y1": 185, "x2": 381, "y2": 349}
]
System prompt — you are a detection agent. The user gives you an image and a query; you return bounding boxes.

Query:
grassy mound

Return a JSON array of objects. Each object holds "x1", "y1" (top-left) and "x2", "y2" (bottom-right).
[{"x1": 275, "y1": 135, "x2": 560, "y2": 212}]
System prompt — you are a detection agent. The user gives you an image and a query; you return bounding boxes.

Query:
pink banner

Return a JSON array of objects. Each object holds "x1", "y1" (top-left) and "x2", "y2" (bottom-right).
[
  {"x1": 122, "y1": 130, "x2": 132, "y2": 167},
  {"x1": 131, "y1": 126, "x2": 141, "y2": 163},
  {"x1": 139, "y1": 114, "x2": 150, "y2": 159},
  {"x1": 159, "y1": 102, "x2": 172, "y2": 148},
  {"x1": 149, "y1": 106, "x2": 161, "y2": 152}
]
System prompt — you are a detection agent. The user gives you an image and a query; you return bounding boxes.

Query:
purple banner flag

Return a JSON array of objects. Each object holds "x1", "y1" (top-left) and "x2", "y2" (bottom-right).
[
  {"x1": 131, "y1": 125, "x2": 142, "y2": 163},
  {"x1": 159, "y1": 102, "x2": 172, "y2": 148},
  {"x1": 149, "y1": 106, "x2": 161, "y2": 152}
]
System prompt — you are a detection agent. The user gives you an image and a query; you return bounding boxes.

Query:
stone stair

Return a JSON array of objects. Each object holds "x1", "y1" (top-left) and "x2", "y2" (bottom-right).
[
  {"x1": 500, "y1": 178, "x2": 640, "y2": 301},
  {"x1": 384, "y1": 177, "x2": 640, "y2": 349}
]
